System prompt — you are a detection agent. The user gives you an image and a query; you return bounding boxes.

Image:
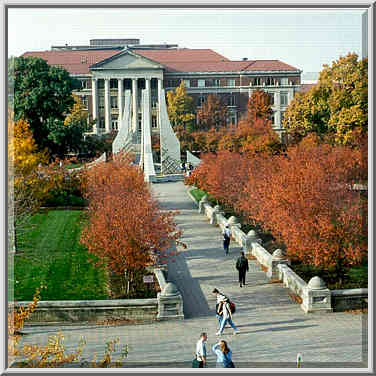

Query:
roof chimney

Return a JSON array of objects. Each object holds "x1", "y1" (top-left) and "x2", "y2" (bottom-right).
[{"x1": 242, "y1": 57, "x2": 248, "y2": 61}]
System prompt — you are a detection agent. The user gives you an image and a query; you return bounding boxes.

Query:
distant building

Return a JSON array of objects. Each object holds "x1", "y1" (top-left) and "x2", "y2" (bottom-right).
[{"x1": 23, "y1": 38, "x2": 302, "y2": 138}]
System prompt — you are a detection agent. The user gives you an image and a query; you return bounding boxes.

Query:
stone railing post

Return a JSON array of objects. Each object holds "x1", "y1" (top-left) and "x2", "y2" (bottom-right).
[
  {"x1": 210, "y1": 205, "x2": 223, "y2": 225},
  {"x1": 227, "y1": 216, "x2": 241, "y2": 229},
  {"x1": 301, "y1": 276, "x2": 332, "y2": 313},
  {"x1": 157, "y1": 282, "x2": 184, "y2": 321},
  {"x1": 245, "y1": 229, "x2": 262, "y2": 254},
  {"x1": 267, "y1": 249, "x2": 290, "y2": 279},
  {"x1": 198, "y1": 195, "x2": 208, "y2": 214}
]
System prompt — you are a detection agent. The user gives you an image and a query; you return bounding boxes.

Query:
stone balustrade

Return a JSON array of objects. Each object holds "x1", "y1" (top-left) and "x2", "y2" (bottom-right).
[
  {"x1": 193, "y1": 191, "x2": 367, "y2": 313},
  {"x1": 12, "y1": 267, "x2": 184, "y2": 324}
]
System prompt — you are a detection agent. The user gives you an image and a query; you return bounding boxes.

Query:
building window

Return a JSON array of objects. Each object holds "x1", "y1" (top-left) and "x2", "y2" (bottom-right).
[
  {"x1": 138, "y1": 113, "x2": 142, "y2": 131},
  {"x1": 227, "y1": 79, "x2": 236, "y2": 87},
  {"x1": 183, "y1": 79, "x2": 190, "y2": 88},
  {"x1": 227, "y1": 112, "x2": 236, "y2": 125},
  {"x1": 81, "y1": 79, "x2": 88, "y2": 89},
  {"x1": 271, "y1": 112, "x2": 275, "y2": 125},
  {"x1": 280, "y1": 92, "x2": 288, "y2": 106},
  {"x1": 110, "y1": 79, "x2": 118, "y2": 89},
  {"x1": 152, "y1": 115, "x2": 158, "y2": 128},
  {"x1": 81, "y1": 96, "x2": 88, "y2": 109},
  {"x1": 228, "y1": 94, "x2": 236, "y2": 106},
  {"x1": 213, "y1": 79, "x2": 220, "y2": 87},
  {"x1": 281, "y1": 77, "x2": 288, "y2": 86},
  {"x1": 268, "y1": 93, "x2": 275, "y2": 106},
  {"x1": 99, "y1": 96, "x2": 104, "y2": 109},
  {"x1": 111, "y1": 116, "x2": 118, "y2": 130},
  {"x1": 98, "y1": 80, "x2": 104, "y2": 89},
  {"x1": 198, "y1": 95, "x2": 206, "y2": 106},
  {"x1": 198, "y1": 79, "x2": 205, "y2": 88},
  {"x1": 111, "y1": 96, "x2": 118, "y2": 109},
  {"x1": 99, "y1": 117, "x2": 105, "y2": 128},
  {"x1": 253, "y1": 77, "x2": 262, "y2": 86},
  {"x1": 166, "y1": 80, "x2": 175, "y2": 88}
]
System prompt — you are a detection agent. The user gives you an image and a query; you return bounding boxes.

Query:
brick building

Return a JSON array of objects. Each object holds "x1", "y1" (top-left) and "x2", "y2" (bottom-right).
[{"x1": 23, "y1": 38, "x2": 302, "y2": 138}]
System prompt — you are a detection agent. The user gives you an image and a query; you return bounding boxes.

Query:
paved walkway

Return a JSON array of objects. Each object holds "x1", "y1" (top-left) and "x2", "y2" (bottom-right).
[{"x1": 17, "y1": 181, "x2": 367, "y2": 369}]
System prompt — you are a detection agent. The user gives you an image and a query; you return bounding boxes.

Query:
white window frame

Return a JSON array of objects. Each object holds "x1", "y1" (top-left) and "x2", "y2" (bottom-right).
[
  {"x1": 281, "y1": 77, "x2": 288, "y2": 86},
  {"x1": 227, "y1": 79, "x2": 236, "y2": 87},
  {"x1": 280, "y1": 92, "x2": 288, "y2": 106},
  {"x1": 213, "y1": 79, "x2": 220, "y2": 87},
  {"x1": 198, "y1": 79, "x2": 206, "y2": 88},
  {"x1": 183, "y1": 79, "x2": 190, "y2": 88},
  {"x1": 81, "y1": 96, "x2": 88, "y2": 109}
]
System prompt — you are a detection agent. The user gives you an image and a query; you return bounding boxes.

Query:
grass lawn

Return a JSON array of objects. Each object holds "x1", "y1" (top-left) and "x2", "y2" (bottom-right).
[
  {"x1": 14, "y1": 210, "x2": 109, "y2": 301},
  {"x1": 190, "y1": 188, "x2": 217, "y2": 206}
]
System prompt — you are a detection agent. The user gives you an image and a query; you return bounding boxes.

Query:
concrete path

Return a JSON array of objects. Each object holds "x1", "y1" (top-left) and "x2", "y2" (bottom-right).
[{"x1": 17, "y1": 181, "x2": 367, "y2": 369}]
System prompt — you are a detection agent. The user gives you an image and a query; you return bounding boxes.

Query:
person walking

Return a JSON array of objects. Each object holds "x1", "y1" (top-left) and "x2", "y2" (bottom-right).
[
  {"x1": 236, "y1": 251, "x2": 249, "y2": 287},
  {"x1": 212, "y1": 288, "x2": 227, "y2": 329},
  {"x1": 194, "y1": 332, "x2": 207, "y2": 368},
  {"x1": 212, "y1": 340, "x2": 235, "y2": 368},
  {"x1": 216, "y1": 299, "x2": 239, "y2": 336},
  {"x1": 222, "y1": 224, "x2": 231, "y2": 255}
]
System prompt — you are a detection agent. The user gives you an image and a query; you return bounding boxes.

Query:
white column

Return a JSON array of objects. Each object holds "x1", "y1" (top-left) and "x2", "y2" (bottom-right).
[
  {"x1": 145, "y1": 78, "x2": 152, "y2": 132},
  {"x1": 104, "y1": 78, "x2": 111, "y2": 133},
  {"x1": 91, "y1": 78, "x2": 98, "y2": 134},
  {"x1": 132, "y1": 78, "x2": 138, "y2": 133},
  {"x1": 118, "y1": 79, "x2": 124, "y2": 125},
  {"x1": 157, "y1": 78, "x2": 162, "y2": 129}
]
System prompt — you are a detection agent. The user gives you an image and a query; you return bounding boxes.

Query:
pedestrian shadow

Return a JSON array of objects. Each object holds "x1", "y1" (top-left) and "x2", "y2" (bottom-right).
[
  {"x1": 235, "y1": 318, "x2": 310, "y2": 328},
  {"x1": 248, "y1": 324, "x2": 318, "y2": 333}
]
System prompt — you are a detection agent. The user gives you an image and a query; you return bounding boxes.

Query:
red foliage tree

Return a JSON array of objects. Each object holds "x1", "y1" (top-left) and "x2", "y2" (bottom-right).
[
  {"x1": 196, "y1": 94, "x2": 228, "y2": 131},
  {"x1": 81, "y1": 154, "x2": 181, "y2": 288},
  {"x1": 247, "y1": 89, "x2": 273, "y2": 123}
]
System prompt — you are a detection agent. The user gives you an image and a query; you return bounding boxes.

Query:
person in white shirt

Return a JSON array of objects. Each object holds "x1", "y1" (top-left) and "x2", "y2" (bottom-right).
[
  {"x1": 195, "y1": 332, "x2": 207, "y2": 368},
  {"x1": 216, "y1": 301, "x2": 238, "y2": 336},
  {"x1": 212, "y1": 288, "x2": 227, "y2": 329},
  {"x1": 222, "y1": 224, "x2": 232, "y2": 255}
]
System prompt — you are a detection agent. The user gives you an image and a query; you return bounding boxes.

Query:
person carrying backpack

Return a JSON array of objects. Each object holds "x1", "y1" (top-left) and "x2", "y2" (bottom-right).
[
  {"x1": 222, "y1": 224, "x2": 231, "y2": 255},
  {"x1": 235, "y1": 251, "x2": 249, "y2": 288},
  {"x1": 216, "y1": 300, "x2": 239, "y2": 336}
]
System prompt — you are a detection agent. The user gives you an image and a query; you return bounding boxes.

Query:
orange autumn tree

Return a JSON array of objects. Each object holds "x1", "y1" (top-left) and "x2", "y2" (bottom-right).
[
  {"x1": 81, "y1": 154, "x2": 182, "y2": 295},
  {"x1": 196, "y1": 94, "x2": 228, "y2": 131},
  {"x1": 241, "y1": 140, "x2": 367, "y2": 271},
  {"x1": 247, "y1": 89, "x2": 273, "y2": 123}
]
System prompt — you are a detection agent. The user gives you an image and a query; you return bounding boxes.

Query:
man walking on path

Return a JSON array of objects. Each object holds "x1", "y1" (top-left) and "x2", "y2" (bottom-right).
[
  {"x1": 236, "y1": 251, "x2": 249, "y2": 287},
  {"x1": 222, "y1": 224, "x2": 231, "y2": 255},
  {"x1": 195, "y1": 332, "x2": 208, "y2": 368}
]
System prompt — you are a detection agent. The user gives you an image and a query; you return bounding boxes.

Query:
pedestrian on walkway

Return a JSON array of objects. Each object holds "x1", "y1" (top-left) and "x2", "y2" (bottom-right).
[
  {"x1": 222, "y1": 224, "x2": 231, "y2": 255},
  {"x1": 212, "y1": 288, "x2": 227, "y2": 329},
  {"x1": 216, "y1": 299, "x2": 239, "y2": 336},
  {"x1": 212, "y1": 340, "x2": 235, "y2": 368},
  {"x1": 194, "y1": 332, "x2": 207, "y2": 368},
  {"x1": 236, "y1": 251, "x2": 249, "y2": 287}
]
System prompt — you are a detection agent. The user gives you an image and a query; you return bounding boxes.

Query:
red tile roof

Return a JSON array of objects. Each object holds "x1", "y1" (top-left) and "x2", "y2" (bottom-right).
[
  {"x1": 22, "y1": 49, "x2": 120, "y2": 75},
  {"x1": 22, "y1": 48, "x2": 300, "y2": 75}
]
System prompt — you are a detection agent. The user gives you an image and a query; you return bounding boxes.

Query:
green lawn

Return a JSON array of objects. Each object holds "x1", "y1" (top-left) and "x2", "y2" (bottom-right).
[
  {"x1": 190, "y1": 188, "x2": 217, "y2": 206},
  {"x1": 14, "y1": 210, "x2": 109, "y2": 301}
]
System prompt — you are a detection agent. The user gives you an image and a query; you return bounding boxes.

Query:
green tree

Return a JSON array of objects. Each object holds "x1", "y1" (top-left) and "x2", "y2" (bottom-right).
[
  {"x1": 196, "y1": 94, "x2": 228, "y2": 131},
  {"x1": 12, "y1": 56, "x2": 80, "y2": 153},
  {"x1": 166, "y1": 82, "x2": 196, "y2": 131},
  {"x1": 46, "y1": 96, "x2": 91, "y2": 158},
  {"x1": 283, "y1": 53, "x2": 368, "y2": 146}
]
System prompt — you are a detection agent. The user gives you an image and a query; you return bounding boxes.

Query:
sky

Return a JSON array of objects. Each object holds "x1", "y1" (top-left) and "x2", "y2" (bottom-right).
[{"x1": 7, "y1": 7, "x2": 366, "y2": 77}]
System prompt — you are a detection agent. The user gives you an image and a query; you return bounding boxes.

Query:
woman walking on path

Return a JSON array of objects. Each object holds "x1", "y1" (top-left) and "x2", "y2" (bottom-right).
[
  {"x1": 212, "y1": 340, "x2": 235, "y2": 368},
  {"x1": 216, "y1": 300, "x2": 239, "y2": 335}
]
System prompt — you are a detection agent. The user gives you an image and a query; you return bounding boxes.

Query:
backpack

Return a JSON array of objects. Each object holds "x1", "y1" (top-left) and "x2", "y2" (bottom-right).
[
  {"x1": 236, "y1": 257, "x2": 247, "y2": 270},
  {"x1": 229, "y1": 301, "x2": 236, "y2": 314},
  {"x1": 224, "y1": 352, "x2": 235, "y2": 368}
]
